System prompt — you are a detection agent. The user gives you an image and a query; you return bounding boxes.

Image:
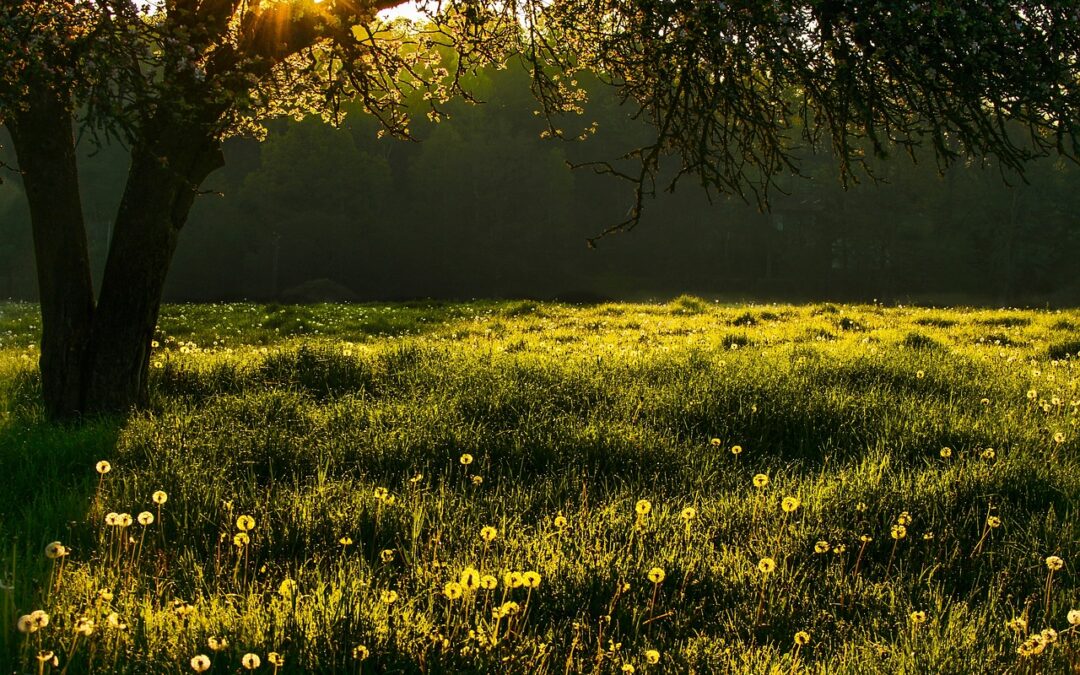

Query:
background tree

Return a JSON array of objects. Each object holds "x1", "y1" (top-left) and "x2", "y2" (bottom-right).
[{"x1": 1, "y1": 0, "x2": 1078, "y2": 418}]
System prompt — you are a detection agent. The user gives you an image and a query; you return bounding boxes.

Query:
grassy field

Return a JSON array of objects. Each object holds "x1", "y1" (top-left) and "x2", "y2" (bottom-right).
[{"x1": 1, "y1": 298, "x2": 1079, "y2": 674}]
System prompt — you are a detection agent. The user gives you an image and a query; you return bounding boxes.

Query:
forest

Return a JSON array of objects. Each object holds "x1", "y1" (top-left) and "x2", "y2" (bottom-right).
[{"x1": 3, "y1": 64, "x2": 1077, "y2": 306}]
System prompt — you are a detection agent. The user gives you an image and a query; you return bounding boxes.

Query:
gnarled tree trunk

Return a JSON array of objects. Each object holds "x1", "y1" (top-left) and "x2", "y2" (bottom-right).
[{"x1": 7, "y1": 90, "x2": 95, "y2": 419}]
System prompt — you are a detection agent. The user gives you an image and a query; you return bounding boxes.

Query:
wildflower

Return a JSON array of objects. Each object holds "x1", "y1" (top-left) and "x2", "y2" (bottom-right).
[
  {"x1": 1054, "y1": 432, "x2": 1066, "y2": 443},
  {"x1": 241, "y1": 653, "x2": 261, "y2": 670},
  {"x1": 380, "y1": 549, "x2": 395, "y2": 563},
  {"x1": 860, "y1": 534, "x2": 873, "y2": 543},
  {"x1": 480, "y1": 526, "x2": 498, "y2": 542},
  {"x1": 409, "y1": 474, "x2": 423, "y2": 484},
  {"x1": 1046, "y1": 556, "x2": 1064, "y2": 571},
  {"x1": 1028, "y1": 389, "x2": 1038, "y2": 400},
  {"x1": 782, "y1": 496, "x2": 800, "y2": 513},
  {"x1": 106, "y1": 612, "x2": 126, "y2": 630},
  {"x1": 208, "y1": 636, "x2": 229, "y2": 651},
  {"x1": 233, "y1": 532, "x2": 250, "y2": 547},
  {"x1": 268, "y1": 652, "x2": 285, "y2": 667},
  {"x1": 922, "y1": 532, "x2": 935, "y2": 540},
  {"x1": 897, "y1": 511, "x2": 912, "y2": 526},
  {"x1": 471, "y1": 475, "x2": 483, "y2": 486},
  {"x1": 459, "y1": 453, "x2": 474, "y2": 465},
  {"x1": 758, "y1": 557, "x2": 776, "y2": 575},
  {"x1": 105, "y1": 512, "x2": 120, "y2": 526},
  {"x1": 523, "y1": 571, "x2": 542, "y2": 588},
  {"x1": 381, "y1": 590, "x2": 399, "y2": 604},
  {"x1": 753, "y1": 474, "x2": 769, "y2": 488},
  {"x1": 96, "y1": 461, "x2": 112, "y2": 475},
  {"x1": 36, "y1": 651, "x2": 56, "y2": 666},
  {"x1": 1041, "y1": 628, "x2": 1058, "y2": 644},
  {"x1": 987, "y1": 516, "x2": 1001, "y2": 528},
  {"x1": 856, "y1": 502, "x2": 868, "y2": 512},
  {"x1": 152, "y1": 490, "x2": 168, "y2": 505},
  {"x1": 980, "y1": 398, "x2": 990, "y2": 406},
  {"x1": 645, "y1": 649, "x2": 660, "y2": 664},
  {"x1": 190, "y1": 655, "x2": 211, "y2": 673},
  {"x1": 814, "y1": 541, "x2": 830, "y2": 554},
  {"x1": 891, "y1": 525, "x2": 907, "y2": 540},
  {"x1": 982, "y1": 448, "x2": 996, "y2": 460},
  {"x1": 339, "y1": 537, "x2": 353, "y2": 546},
  {"x1": 622, "y1": 664, "x2": 636, "y2": 674},
  {"x1": 794, "y1": 630, "x2": 810, "y2": 645},
  {"x1": 75, "y1": 617, "x2": 95, "y2": 636},
  {"x1": 373, "y1": 487, "x2": 388, "y2": 500},
  {"x1": 910, "y1": 611, "x2": 927, "y2": 625},
  {"x1": 504, "y1": 571, "x2": 524, "y2": 588},
  {"x1": 98, "y1": 589, "x2": 114, "y2": 602},
  {"x1": 680, "y1": 507, "x2": 697, "y2": 521},
  {"x1": 138, "y1": 511, "x2": 154, "y2": 526},
  {"x1": 916, "y1": 370, "x2": 925, "y2": 379},
  {"x1": 353, "y1": 645, "x2": 370, "y2": 660},
  {"x1": 940, "y1": 447, "x2": 952, "y2": 458},
  {"x1": 635, "y1": 499, "x2": 652, "y2": 516},
  {"x1": 236, "y1": 515, "x2": 255, "y2": 532},
  {"x1": 29, "y1": 610, "x2": 49, "y2": 629},
  {"x1": 1068, "y1": 609, "x2": 1080, "y2": 626},
  {"x1": 647, "y1": 567, "x2": 665, "y2": 584},
  {"x1": 480, "y1": 574, "x2": 498, "y2": 590},
  {"x1": 16, "y1": 615, "x2": 35, "y2": 633},
  {"x1": 278, "y1": 579, "x2": 296, "y2": 598},
  {"x1": 554, "y1": 514, "x2": 568, "y2": 529},
  {"x1": 444, "y1": 581, "x2": 464, "y2": 600},
  {"x1": 731, "y1": 445, "x2": 743, "y2": 455},
  {"x1": 710, "y1": 438, "x2": 722, "y2": 447},
  {"x1": 833, "y1": 544, "x2": 847, "y2": 554},
  {"x1": 44, "y1": 541, "x2": 67, "y2": 559},
  {"x1": 460, "y1": 567, "x2": 481, "y2": 590},
  {"x1": 1006, "y1": 617, "x2": 1028, "y2": 632},
  {"x1": 117, "y1": 513, "x2": 132, "y2": 527}
]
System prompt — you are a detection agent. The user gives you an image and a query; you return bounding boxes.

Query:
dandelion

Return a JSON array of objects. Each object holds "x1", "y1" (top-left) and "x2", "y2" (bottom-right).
[
  {"x1": 645, "y1": 649, "x2": 660, "y2": 664},
  {"x1": 373, "y1": 487, "x2": 388, "y2": 500},
  {"x1": 117, "y1": 513, "x2": 132, "y2": 527},
  {"x1": 339, "y1": 537, "x2": 353, "y2": 546},
  {"x1": 96, "y1": 461, "x2": 112, "y2": 475},
  {"x1": 75, "y1": 617, "x2": 94, "y2": 636},
  {"x1": 710, "y1": 438, "x2": 722, "y2": 447},
  {"x1": 443, "y1": 581, "x2": 463, "y2": 600},
  {"x1": 635, "y1": 499, "x2": 652, "y2": 516},
  {"x1": 753, "y1": 474, "x2": 769, "y2": 488},
  {"x1": 471, "y1": 475, "x2": 483, "y2": 486},
  {"x1": 138, "y1": 511, "x2": 154, "y2": 526},
  {"x1": 353, "y1": 645, "x2": 370, "y2": 660},
  {"x1": 105, "y1": 512, "x2": 120, "y2": 526},
  {"x1": 409, "y1": 473, "x2": 423, "y2": 484},
  {"x1": 910, "y1": 611, "x2": 927, "y2": 625},
  {"x1": 987, "y1": 516, "x2": 1001, "y2": 528},
  {"x1": 209, "y1": 636, "x2": 229, "y2": 651},
  {"x1": 982, "y1": 448, "x2": 996, "y2": 460},
  {"x1": 1028, "y1": 389, "x2": 1038, "y2": 400},
  {"x1": 278, "y1": 579, "x2": 296, "y2": 598},
  {"x1": 190, "y1": 655, "x2": 211, "y2": 673},
  {"x1": 236, "y1": 515, "x2": 255, "y2": 531},
  {"x1": 36, "y1": 651, "x2": 57, "y2": 667},
  {"x1": 461, "y1": 567, "x2": 481, "y2": 591},
  {"x1": 553, "y1": 514, "x2": 568, "y2": 529},
  {"x1": 731, "y1": 445, "x2": 743, "y2": 456},
  {"x1": 98, "y1": 589, "x2": 114, "y2": 602},
  {"x1": 381, "y1": 590, "x2": 399, "y2": 604},
  {"x1": 833, "y1": 544, "x2": 847, "y2": 554},
  {"x1": 16, "y1": 615, "x2": 35, "y2": 633},
  {"x1": 1067, "y1": 609, "x2": 1080, "y2": 626},
  {"x1": 268, "y1": 652, "x2": 285, "y2": 668},
  {"x1": 647, "y1": 567, "x2": 665, "y2": 584},
  {"x1": 940, "y1": 447, "x2": 952, "y2": 458},
  {"x1": 897, "y1": 511, "x2": 912, "y2": 526},
  {"x1": 1047, "y1": 556, "x2": 1064, "y2": 571},
  {"x1": 459, "y1": 453, "x2": 474, "y2": 465},
  {"x1": 1054, "y1": 432, "x2": 1066, "y2": 443},
  {"x1": 814, "y1": 541, "x2": 830, "y2": 554},
  {"x1": 480, "y1": 575, "x2": 498, "y2": 590},
  {"x1": 242, "y1": 653, "x2": 261, "y2": 670},
  {"x1": 380, "y1": 549, "x2": 395, "y2": 563},
  {"x1": 1006, "y1": 617, "x2": 1028, "y2": 633},
  {"x1": 680, "y1": 506, "x2": 697, "y2": 521},
  {"x1": 152, "y1": 490, "x2": 168, "y2": 505},
  {"x1": 480, "y1": 526, "x2": 498, "y2": 542},
  {"x1": 916, "y1": 370, "x2": 925, "y2": 379},
  {"x1": 504, "y1": 571, "x2": 524, "y2": 588},
  {"x1": 621, "y1": 664, "x2": 635, "y2": 674},
  {"x1": 980, "y1": 398, "x2": 990, "y2": 406},
  {"x1": 233, "y1": 532, "x2": 250, "y2": 547},
  {"x1": 523, "y1": 571, "x2": 542, "y2": 588},
  {"x1": 44, "y1": 541, "x2": 67, "y2": 559},
  {"x1": 794, "y1": 630, "x2": 810, "y2": 645},
  {"x1": 782, "y1": 496, "x2": 800, "y2": 513},
  {"x1": 891, "y1": 525, "x2": 907, "y2": 539},
  {"x1": 29, "y1": 610, "x2": 49, "y2": 629}
]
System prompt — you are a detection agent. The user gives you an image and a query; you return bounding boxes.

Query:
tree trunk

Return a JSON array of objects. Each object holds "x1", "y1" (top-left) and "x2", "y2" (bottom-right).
[
  {"x1": 6, "y1": 91, "x2": 95, "y2": 419},
  {"x1": 83, "y1": 124, "x2": 224, "y2": 413}
]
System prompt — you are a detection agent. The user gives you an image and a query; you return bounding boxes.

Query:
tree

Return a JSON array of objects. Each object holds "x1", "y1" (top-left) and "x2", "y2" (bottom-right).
[{"x1": 1, "y1": 0, "x2": 1078, "y2": 418}]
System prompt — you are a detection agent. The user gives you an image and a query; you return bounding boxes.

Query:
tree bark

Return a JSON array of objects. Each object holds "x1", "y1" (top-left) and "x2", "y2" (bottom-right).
[
  {"x1": 83, "y1": 122, "x2": 224, "y2": 413},
  {"x1": 6, "y1": 91, "x2": 95, "y2": 419}
]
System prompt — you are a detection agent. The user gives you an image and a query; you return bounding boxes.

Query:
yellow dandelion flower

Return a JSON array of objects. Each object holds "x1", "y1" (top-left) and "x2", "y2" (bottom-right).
[
  {"x1": 910, "y1": 611, "x2": 927, "y2": 625},
  {"x1": 1041, "y1": 627, "x2": 1058, "y2": 644},
  {"x1": 1006, "y1": 617, "x2": 1027, "y2": 633},
  {"x1": 241, "y1": 653, "x2": 261, "y2": 670},
  {"x1": 1054, "y1": 432, "x2": 1066, "y2": 443},
  {"x1": 860, "y1": 534, "x2": 872, "y2": 543},
  {"x1": 190, "y1": 655, "x2": 211, "y2": 673},
  {"x1": 480, "y1": 574, "x2": 498, "y2": 590},
  {"x1": 758, "y1": 557, "x2": 776, "y2": 574},
  {"x1": 647, "y1": 567, "x2": 665, "y2": 584},
  {"x1": 980, "y1": 398, "x2": 990, "y2": 406},
  {"x1": 208, "y1": 636, "x2": 229, "y2": 652},
  {"x1": 635, "y1": 499, "x2": 652, "y2": 516},
  {"x1": 117, "y1": 513, "x2": 132, "y2": 527},
  {"x1": 480, "y1": 526, "x2": 498, "y2": 542},
  {"x1": 1028, "y1": 389, "x2": 1038, "y2": 400},
  {"x1": 523, "y1": 571, "x2": 542, "y2": 588},
  {"x1": 554, "y1": 514, "x2": 568, "y2": 529},
  {"x1": 381, "y1": 590, "x2": 399, "y2": 604},
  {"x1": 236, "y1": 515, "x2": 255, "y2": 532},
  {"x1": 680, "y1": 507, "x2": 697, "y2": 521},
  {"x1": 96, "y1": 461, "x2": 112, "y2": 475},
  {"x1": 98, "y1": 589, "x2": 114, "y2": 602},
  {"x1": 645, "y1": 649, "x2": 660, "y2": 664},
  {"x1": 409, "y1": 473, "x2": 423, "y2": 484},
  {"x1": 504, "y1": 571, "x2": 524, "y2": 588},
  {"x1": 814, "y1": 541, "x2": 830, "y2": 554},
  {"x1": 339, "y1": 536, "x2": 353, "y2": 546},
  {"x1": 731, "y1": 445, "x2": 743, "y2": 455},
  {"x1": 44, "y1": 541, "x2": 67, "y2": 559},
  {"x1": 710, "y1": 438, "x2": 722, "y2": 447},
  {"x1": 891, "y1": 525, "x2": 907, "y2": 540},
  {"x1": 916, "y1": 370, "x2": 925, "y2": 379},
  {"x1": 443, "y1": 581, "x2": 464, "y2": 600},
  {"x1": 987, "y1": 516, "x2": 1001, "y2": 529},
  {"x1": 753, "y1": 473, "x2": 769, "y2": 488},
  {"x1": 982, "y1": 448, "x2": 996, "y2": 460},
  {"x1": 833, "y1": 544, "x2": 847, "y2": 554},
  {"x1": 75, "y1": 617, "x2": 94, "y2": 636},
  {"x1": 621, "y1": 664, "x2": 635, "y2": 674},
  {"x1": 940, "y1": 447, "x2": 952, "y2": 458},
  {"x1": 471, "y1": 475, "x2": 483, "y2": 486},
  {"x1": 233, "y1": 532, "x2": 250, "y2": 547},
  {"x1": 105, "y1": 512, "x2": 119, "y2": 526},
  {"x1": 268, "y1": 652, "x2": 284, "y2": 667},
  {"x1": 1067, "y1": 609, "x2": 1080, "y2": 626},
  {"x1": 794, "y1": 630, "x2": 810, "y2": 645},
  {"x1": 16, "y1": 615, "x2": 34, "y2": 634},
  {"x1": 461, "y1": 567, "x2": 481, "y2": 590},
  {"x1": 152, "y1": 490, "x2": 168, "y2": 505},
  {"x1": 138, "y1": 511, "x2": 154, "y2": 526},
  {"x1": 897, "y1": 511, "x2": 912, "y2": 526},
  {"x1": 459, "y1": 453, "x2": 474, "y2": 465},
  {"x1": 782, "y1": 496, "x2": 800, "y2": 513},
  {"x1": 30, "y1": 609, "x2": 50, "y2": 628},
  {"x1": 380, "y1": 549, "x2": 395, "y2": 563},
  {"x1": 1046, "y1": 555, "x2": 1064, "y2": 571},
  {"x1": 353, "y1": 645, "x2": 370, "y2": 660}
]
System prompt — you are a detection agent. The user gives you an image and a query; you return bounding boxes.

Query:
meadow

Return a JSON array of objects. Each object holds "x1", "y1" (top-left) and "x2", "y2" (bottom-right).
[{"x1": 1, "y1": 298, "x2": 1078, "y2": 674}]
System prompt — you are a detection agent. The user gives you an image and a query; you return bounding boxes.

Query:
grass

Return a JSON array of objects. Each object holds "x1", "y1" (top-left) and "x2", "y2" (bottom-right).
[{"x1": 1, "y1": 299, "x2": 1079, "y2": 673}]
